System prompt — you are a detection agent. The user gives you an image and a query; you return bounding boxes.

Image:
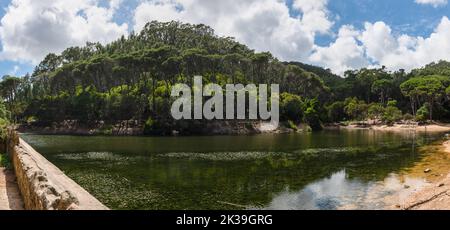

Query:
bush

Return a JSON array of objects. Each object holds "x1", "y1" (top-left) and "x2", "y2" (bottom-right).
[
  {"x1": 143, "y1": 117, "x2": 173, "y2": 135},
  {"x1": 403, "y1": 113, "x2": 414, "y2": 121},
  {"x1": 143, "y1": 117, "x2": 156, "y2": 134},
  {"x1": 344, "y1": 97, "x2": 368, "y2": 121},
  {"x1": 387, "y1": 100, "x2": 398, "y2": 107},
  {"x1": 287, "y1": 120, "x2": 298, "y2": 131},
  {"x1": 368, "y1": 103, "x2": 385, "y2": 120},
  {"x1": 0, "y1": 118, "x2": 9, "y2": 140},
  {"x1": 0, "y1": 101, "x2": 10, "y2": 121},
  {"x1": 327, "y1": 101, "x2": 346, "y2": 122},
  {"x1": 416, "y1": 103, "x2": 430, "y2": 122},
  {"x1": 0, "y1": 153, "x2": 12, "y2": 169},
  {"x1": 302, "y1": 99, "x2": 322, "y2": 131},
  {"x1": 382, "y1": 106, "x2": 403, "y2": 125},
  {"x1": 280, "y1": 93, "x2": 303, "y2": 122}
]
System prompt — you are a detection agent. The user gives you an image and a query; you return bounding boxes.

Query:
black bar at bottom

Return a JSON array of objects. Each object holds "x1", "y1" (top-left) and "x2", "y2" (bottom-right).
[{"x1": 0, "y1": 211, "x2": 447, "y2": 228}]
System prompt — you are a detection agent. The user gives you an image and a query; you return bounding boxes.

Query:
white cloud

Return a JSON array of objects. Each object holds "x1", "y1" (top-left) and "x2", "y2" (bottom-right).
[
  {"x1": 134, "y1": 0, "x2": 183, "y2": 30},
  {"x1": 133, "y1": 0, "x2": 333, "y2": 61},
  {"x1": 133, "y1": 0, "x2": 450, "y2": 75},
  {"x1": 415, "y1": 0, "x2": 448, "y2": 7},
  {"x1": 292, "y1": 0, "x2": 332, "y2": 34},
  {"x1": 9, "y1": 65, "x2": 19, "y2": 75},
  {"x1": 360, "y1": 21, "x2": 398, "y2": 62},
  {"x1": 0, "y1": 0, "x2": 128, "y2": 64},
  {"x1": 311, "y1": 16, "x2": 450, "y2": 74},
  {"x1": 361, "y1": 17, "x2": 450, "y2": 71},
  {"x1": 309, "y1": 25, "x2": 369, "y2": 75},
  {"x1": 1, "y1": 0, "x2": 449, "y2": 76}
]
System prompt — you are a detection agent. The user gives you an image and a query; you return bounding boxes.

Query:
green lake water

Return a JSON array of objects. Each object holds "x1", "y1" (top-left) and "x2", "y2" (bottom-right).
[{"x1": 21, "y1": 130, "x2": 448, "y2": 210}]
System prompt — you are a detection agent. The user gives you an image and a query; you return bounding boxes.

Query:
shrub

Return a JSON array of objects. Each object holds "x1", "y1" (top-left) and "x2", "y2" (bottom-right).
[
  {"x1": 0, "y1": 98, "x2": 10, "y2": 118},
  {"x1": 344, "y1": 97, "x2": 368, "y2": 121},
  {"x1": 287, "y1": 120, "x2": 298, "y2": 131},
  {"x1": 302, "y1": 99, "x2": 322, "y2": 131},
  {"x1": 387, "y1": 100, "x2": 398, "y2": 107},
  {"x1": 416, "y1": 103, "x2": 430, "y2": 122},
  {"x1": 143, "y1": 117, "x2": 173, "y2": 135},
  {"x1": 280, "y1": 93, "x2": 303, "y2": 122},
  {"x1": 143, "y1": 117, "x2": 156, "y2": 134},
  {"x1": 368, "y1": 103, "x2": 385, "y2": 120},
  {"x1": 382, "y1": 106, "x2": 403, "y2": 125},
  {"x1": 403, "y1": 113, "x2": 414, "y2": 121},
  {"x1": 0, "y1": 153, "x2": 12, "y2": 169},
  {"x1": 0, "y1": 118, "x2": 9, "y2": 140},
  {"x1": 326, "y1": 101, "x2": 346, "y2": 122}
]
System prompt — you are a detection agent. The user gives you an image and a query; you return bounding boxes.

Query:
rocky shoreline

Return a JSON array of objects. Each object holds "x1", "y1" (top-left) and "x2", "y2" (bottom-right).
[
  {"x1": 17, "y1": 120, "x2": 301, "y2": 136},
  {"x1": 18, "y1": 120, "x2": 148, "y2": 136},
  {"x1": 18, "y1": 120, "x2": 450, "y2": 136},
  {"x1": 400, "y1": 141, "x2": 450, "y2": 210}
]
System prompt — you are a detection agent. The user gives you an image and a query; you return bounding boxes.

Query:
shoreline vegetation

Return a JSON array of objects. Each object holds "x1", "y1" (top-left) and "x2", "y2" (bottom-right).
[
  {"x1": 0, "y1": 21, "x2": 449, "y2": 137},
  {"x1": 1, "y1": 21, "x2": 450, "y2": 210},
  {"x1": 16, "y1": 120, "x2": 450, "y2": 136}
]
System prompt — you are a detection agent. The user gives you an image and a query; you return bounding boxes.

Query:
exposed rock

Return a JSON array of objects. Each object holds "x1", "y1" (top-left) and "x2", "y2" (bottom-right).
[
  {"x1": 18, "y1": 120, "x2": 144, "y2": 136},
  {"x1": 18, "y1": 120, "x2": 300, "y2": 136},
  {"x1": 403, "y1": 175, "x2": 450, "y2": 210}
]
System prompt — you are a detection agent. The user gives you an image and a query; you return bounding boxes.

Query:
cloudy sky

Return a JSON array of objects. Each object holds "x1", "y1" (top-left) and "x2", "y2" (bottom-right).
[{"x1": 0, "y1": 0, "x2": 449, "y2": 77}]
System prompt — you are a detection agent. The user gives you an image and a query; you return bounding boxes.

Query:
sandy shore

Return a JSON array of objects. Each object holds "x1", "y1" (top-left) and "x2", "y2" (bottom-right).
[
  {"x1": 334, "y1": 123, "x2": 450, "y2": 133},
  {"x1": 400, "y1": 141, "x2": 450, "y2": 210}
]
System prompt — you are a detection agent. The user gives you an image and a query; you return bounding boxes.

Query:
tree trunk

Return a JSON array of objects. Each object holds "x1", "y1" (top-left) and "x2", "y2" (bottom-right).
[
  {"x1": 410, "y1": 98, "x2": 416, "y2": 116},
  {"x1": 152, "y1": 77, "x2": 156, "y2": 114},
  {"x1": 429, "y1": 99, "x2": 433, "y2": 121}
]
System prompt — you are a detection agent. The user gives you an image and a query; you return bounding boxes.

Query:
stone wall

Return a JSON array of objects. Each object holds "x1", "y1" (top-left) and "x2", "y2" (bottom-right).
[{"x1": 6, "y1": 130, "x2": 108, "y2": 210}]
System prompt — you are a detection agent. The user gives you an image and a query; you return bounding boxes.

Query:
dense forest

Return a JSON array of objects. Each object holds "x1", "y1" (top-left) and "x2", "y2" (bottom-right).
[{"x1": 1, "y1": 21, "x2": 450, "y2": 135}]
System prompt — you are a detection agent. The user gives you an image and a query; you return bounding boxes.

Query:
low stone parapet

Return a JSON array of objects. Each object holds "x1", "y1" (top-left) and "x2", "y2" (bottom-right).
[{"x1": 6, "y1": 130, "x2": 108, "y2": 210}]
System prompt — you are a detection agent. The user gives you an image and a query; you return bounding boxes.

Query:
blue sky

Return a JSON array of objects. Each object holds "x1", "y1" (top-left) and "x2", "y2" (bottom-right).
[
  {"x1": 1, "y1": 0, "x2": 449, "y2": 77},
  {"x1": 328, "y1": 0, "x2": 449, "y2": 35}
]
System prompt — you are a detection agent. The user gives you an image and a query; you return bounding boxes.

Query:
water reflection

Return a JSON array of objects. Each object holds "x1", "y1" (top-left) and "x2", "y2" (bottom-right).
[
  {"x1": 264, "y1": 170, "x2": 428, "y2": 210},
  {"x1": 21, "y1": 130, "x2": 448, "y2": 210}
]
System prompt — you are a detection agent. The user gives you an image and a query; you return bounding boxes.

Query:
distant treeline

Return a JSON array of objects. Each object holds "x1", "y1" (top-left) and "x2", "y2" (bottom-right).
[{"x1": 0, "y1": 21, "x2": 449, "y2": 134}]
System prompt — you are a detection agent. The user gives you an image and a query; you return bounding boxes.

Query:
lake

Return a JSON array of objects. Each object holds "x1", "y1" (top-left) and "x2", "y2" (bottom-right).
[{"x1": 21, "y1": 130, "x2": 449, "y2": 210}]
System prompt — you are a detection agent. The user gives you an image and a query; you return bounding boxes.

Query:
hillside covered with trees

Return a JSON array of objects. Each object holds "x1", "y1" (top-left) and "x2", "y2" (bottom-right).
[{"x1": 1, "y1": 21, "x2": 450, "y2": 135}]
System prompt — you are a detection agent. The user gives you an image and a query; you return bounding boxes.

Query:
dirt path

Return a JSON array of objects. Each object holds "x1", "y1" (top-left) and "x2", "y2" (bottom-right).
[{"x1": 0, "y1": 168, "x2": 24, "y2": 210}]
